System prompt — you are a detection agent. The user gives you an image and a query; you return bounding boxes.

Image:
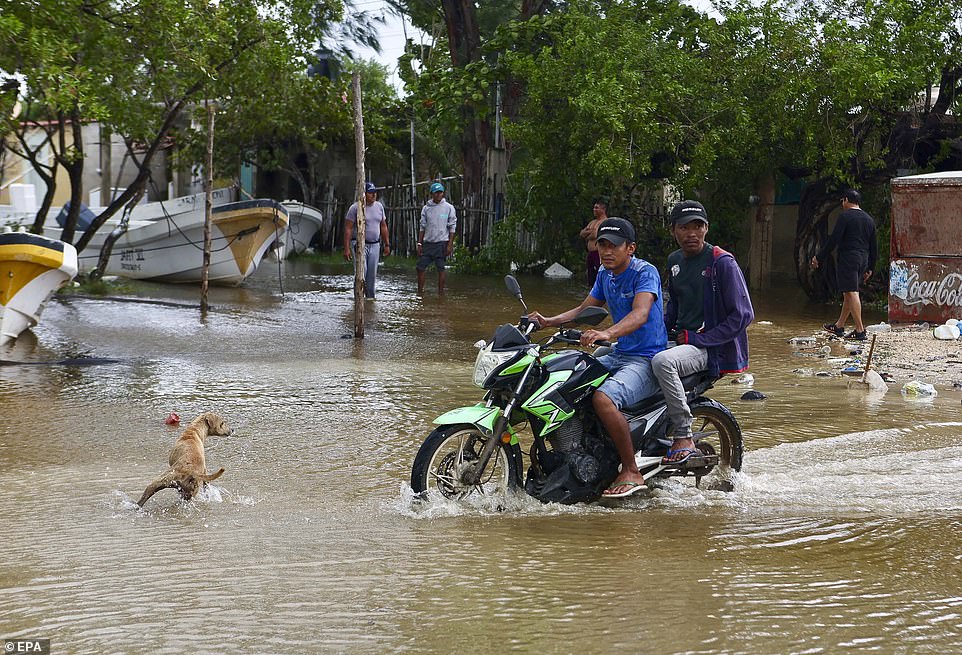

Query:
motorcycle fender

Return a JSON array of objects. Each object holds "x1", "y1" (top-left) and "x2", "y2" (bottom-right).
[{"x1": 433, "y1": 405, "x2": 519, "y2": 445}]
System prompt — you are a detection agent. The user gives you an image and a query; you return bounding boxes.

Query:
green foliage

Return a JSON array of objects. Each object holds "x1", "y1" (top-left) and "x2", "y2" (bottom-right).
[
  {"x1": 451, "y1": 214, "x2": 537, "y2": 274},
  {"x1": 61, "y1": 275, "x2": 132, "y2": 296},
  {"x1": 1, "y1": 0, "x2": 347, "y2": 237}
]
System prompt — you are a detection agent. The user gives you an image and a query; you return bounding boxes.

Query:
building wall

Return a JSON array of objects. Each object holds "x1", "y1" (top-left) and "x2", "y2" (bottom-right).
[{"x1": 2, "y1": 122, "x2": 172, "y2": 214}]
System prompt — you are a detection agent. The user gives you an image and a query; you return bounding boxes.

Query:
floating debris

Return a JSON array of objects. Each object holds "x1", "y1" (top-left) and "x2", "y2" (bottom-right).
[
  {"x1": 543, "y1": 262, "x2": 574, "y2": 279},
  {"x1": 901, "y1": 380, "x2": 937, "y2": 397},
  {"x1": 740, "y1": 390, "x2": 767, "y2": 400},
  {"x1": 730, "y1": 373, "x2": 754, "y2": 385}
]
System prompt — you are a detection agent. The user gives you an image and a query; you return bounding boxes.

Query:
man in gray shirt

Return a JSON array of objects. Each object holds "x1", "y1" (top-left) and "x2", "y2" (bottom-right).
[
  {"x1": 343, "y1": 181, "x2": 391, "y2": 300},
  {"x1": 417, "y1": 181, "x2": 457, "y2": 295}
]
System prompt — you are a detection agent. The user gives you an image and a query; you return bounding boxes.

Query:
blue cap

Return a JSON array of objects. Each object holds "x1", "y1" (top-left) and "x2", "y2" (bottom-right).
[
  {"x1": 430, "y1": 182, "x2": 444, "y2": 193},
  {"x1": 365, "y1": 182, "x2": 377, "y2": 193}
]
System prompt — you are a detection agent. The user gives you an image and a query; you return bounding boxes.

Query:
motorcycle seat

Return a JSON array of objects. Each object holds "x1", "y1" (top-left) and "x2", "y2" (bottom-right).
[{"x1": 620, "y1": 370, "x2": 717, "y2": 415}]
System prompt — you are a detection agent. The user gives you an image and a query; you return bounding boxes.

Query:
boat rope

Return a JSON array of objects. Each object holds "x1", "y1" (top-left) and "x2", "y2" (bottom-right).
[{"x1": 147, "y1": 179, "x2": 245, "y2": 252}]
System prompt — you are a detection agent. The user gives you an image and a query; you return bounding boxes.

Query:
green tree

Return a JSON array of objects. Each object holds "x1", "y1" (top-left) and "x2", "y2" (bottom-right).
[{"x1": 0, "y1": 0, "x2": 345, "y2": 256}]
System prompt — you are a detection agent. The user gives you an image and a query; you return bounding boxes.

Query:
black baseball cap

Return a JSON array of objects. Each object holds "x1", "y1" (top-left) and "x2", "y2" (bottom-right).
[
  {"x1": 670, "y1": 200, "x2": 709, "y2": 226},
  {"x1": 596, "y1": 217, "x2": 636, "y2": 245}
]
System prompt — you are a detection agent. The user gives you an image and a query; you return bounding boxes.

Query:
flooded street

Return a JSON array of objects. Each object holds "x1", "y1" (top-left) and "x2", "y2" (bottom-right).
[{"x1": 3, "y1": 258, "x2": 962, "y2": 654}]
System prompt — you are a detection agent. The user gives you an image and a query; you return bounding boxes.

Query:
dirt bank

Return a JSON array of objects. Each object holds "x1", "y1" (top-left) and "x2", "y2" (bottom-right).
[{"x1": 868, "y1": 326, "x2": 962, "y2": 385}]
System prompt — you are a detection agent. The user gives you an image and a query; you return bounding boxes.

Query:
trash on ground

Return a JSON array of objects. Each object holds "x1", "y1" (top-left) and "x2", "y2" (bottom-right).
[
  {"x1": 792, "y1": 368, "x2": 814, "y2": 376},
  {"x1": 730, "y1": 373, "x2": 754, "y2": 385},
  {"x1": 866, "y1": 322, "x2": 892, "y2": 334},
  {"x1": 788, "y1": 336, "x2": 816, "y2": 348},
  {"x1": 934, "y1": 323, "x2": 961, "y2": 340},
  {"x1": 947, "y1": 318, "x2": 960, "y2": 327},
  {"x1": 815, "y1": 371, "x2": 834, "y2": 377}
]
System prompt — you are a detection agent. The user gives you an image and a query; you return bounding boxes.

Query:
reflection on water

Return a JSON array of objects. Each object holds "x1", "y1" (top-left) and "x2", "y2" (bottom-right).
[{"x1": 1, "y1": 260, "x2": 962, "y2": 653}]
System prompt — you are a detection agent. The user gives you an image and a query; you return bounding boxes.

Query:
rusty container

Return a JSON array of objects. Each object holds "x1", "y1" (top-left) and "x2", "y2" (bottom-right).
[{"x1": 889, "y1": 172, "x2": 962, "y2": 324}]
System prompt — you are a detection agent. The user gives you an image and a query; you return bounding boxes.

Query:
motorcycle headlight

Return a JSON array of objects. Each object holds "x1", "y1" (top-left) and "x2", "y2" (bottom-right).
[{"x1": 473, "y1": 344, "x2": 517, "y2": 387}]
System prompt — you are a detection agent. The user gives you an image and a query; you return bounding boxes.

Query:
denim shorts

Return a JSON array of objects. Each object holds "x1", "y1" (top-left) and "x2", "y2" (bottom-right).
[{"x1": 596, "y1": 351, "x2": 659, "y2": 409}]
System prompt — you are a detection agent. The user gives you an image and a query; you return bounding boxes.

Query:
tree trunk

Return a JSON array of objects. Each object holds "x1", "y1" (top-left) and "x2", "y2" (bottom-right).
[
  {"x1": 57, "y1": 110, "x2": 86, "y2": 245},
  {"x1": 441, "y1": 0, "x2": 490, "y2": 249}
]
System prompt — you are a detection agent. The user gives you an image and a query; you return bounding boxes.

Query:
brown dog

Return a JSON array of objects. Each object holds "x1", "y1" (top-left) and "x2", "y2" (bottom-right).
[{"x1": 137, "y1": 412, "x2": 233, "y2": 507}]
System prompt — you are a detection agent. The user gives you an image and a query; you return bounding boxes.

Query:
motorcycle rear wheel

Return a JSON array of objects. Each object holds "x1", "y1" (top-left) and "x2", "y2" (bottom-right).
[{"x1": 411, "y1": 424, "x2": 522, "y2": 499}]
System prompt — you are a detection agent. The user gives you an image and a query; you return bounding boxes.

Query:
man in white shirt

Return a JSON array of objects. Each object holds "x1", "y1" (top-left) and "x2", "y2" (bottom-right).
[{"x1": 416, "y1": 181, "x2": 457, "y2": 295}]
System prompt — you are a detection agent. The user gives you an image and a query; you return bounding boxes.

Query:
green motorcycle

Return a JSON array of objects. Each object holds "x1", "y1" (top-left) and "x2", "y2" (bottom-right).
[{"x1": 410, "y1": 275, "x2": 743, "y2": 504}]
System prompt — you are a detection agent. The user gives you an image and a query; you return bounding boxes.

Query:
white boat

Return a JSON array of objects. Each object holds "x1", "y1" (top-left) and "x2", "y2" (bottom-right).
[
  {"x1": 0, "y1": 232, "x2": 79, "y2": 346},
  {"x1": 280, "y1": 201, "x2": 325, "y2": 255},
  {"x1": 41, "y1": 190, "x2": 288, "y2": 285}
]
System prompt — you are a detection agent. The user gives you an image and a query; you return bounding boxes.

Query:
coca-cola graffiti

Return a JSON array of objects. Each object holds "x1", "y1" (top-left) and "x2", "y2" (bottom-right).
[{"x1": 890, "y1": 260, "x2": 962, "y2": 307}]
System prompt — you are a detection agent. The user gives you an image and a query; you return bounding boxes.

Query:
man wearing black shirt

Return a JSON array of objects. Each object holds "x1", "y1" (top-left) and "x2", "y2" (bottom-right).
[{"x1": 810, "y1": 189, "x2": 878, "y2": 341}]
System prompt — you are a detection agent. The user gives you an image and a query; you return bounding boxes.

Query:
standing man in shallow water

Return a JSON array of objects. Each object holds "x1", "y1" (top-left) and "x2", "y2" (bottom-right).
[
  {"x1": 811, "y1": 188, "x2": 877, "y2": 341},
  {"x1": 343, "y1": 181, "x2": 390, "y2": 300},
  {"x1": 417, "y1": 181, "x2": 457, "y2": 295}
]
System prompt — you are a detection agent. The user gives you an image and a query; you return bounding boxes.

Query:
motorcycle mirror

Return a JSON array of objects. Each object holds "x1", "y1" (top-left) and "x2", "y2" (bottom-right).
[
  {"x1": 573, "y1": 306, "x2": 609, "y2": 326},
  {"x1": 504, "y1": 275, "x2": 528, "y2": 313},
  {"x1": 504, "y1": 275, "x2": 522, "y2": 298}
]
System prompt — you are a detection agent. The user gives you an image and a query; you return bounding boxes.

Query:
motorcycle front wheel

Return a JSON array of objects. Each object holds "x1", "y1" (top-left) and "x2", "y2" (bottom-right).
[{"x1": 411, "y1": 424, "x2": 522, "y2": 499}]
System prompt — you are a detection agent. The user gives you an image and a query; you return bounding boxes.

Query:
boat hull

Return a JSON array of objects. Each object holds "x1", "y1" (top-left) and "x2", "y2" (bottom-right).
[
  {"x1": 49, "y1": 199, "x2": 289, "y2": 285},
  {"x1": 0, "y1": 233, "x2": 79, "y2": 346},
  {"x1": 280, "y1": 201, "x2": 325, "y2": 255}
]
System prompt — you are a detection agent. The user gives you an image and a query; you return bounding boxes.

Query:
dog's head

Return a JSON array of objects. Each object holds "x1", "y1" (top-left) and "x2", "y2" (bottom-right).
[{"x1": 196, "y1": 412, "x2": 234, "y2": 437}]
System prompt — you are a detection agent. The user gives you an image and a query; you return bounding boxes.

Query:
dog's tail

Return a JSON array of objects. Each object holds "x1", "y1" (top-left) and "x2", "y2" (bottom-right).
[
  {"x1": 137, "y1": 470, "x2": 179, "y2": 507},
  {"x1": 200, "y1": 468, "x2": 225, "y2": 482}
]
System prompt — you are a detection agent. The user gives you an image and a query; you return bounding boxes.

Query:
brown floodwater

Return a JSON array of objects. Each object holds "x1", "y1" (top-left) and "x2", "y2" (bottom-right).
[{"x1": 2, "y1": 257, "x2": 962, "y2": 654}]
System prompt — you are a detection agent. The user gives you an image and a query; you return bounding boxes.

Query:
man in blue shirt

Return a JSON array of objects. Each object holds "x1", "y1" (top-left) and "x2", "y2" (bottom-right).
[{"x1": 529, "y1": 217, "x2": 667, "y2": 498}]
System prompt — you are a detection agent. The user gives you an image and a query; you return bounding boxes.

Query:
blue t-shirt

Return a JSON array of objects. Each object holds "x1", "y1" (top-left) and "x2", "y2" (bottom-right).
[{"x1": 589, "y1": 257, "x2": 667, "y2": 357}]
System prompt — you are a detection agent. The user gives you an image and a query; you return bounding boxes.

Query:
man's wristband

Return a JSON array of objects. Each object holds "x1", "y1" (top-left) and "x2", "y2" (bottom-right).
[{"x1": 416, "y1": 242, "x2": 422, "y2": 246}]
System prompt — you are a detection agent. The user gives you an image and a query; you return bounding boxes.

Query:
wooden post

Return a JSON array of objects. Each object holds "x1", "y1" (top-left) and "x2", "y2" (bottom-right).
[
  {"x1": 861, "y1": 334, "x2": 878, "y2": 383},
  {"x1": 352, "y1": 71, "x2": 366, "y2": 338},
  {"x1": 201, "y1": 101, "x2": 215, "y2": 314}
]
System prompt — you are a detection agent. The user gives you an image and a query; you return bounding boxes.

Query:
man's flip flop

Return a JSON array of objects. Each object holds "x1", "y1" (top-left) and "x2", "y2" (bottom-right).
[
  {"x1": 662, "y1": 447, "x2": 699, "y2": 465},
  {"x1": 602, "y1": 480, "x2": 647, "y2": 498}
]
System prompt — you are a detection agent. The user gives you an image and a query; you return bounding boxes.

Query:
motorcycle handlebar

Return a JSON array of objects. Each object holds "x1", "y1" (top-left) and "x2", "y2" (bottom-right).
[{"x1": 561, "y1": 328, "x2": 612, "y2": 348}]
